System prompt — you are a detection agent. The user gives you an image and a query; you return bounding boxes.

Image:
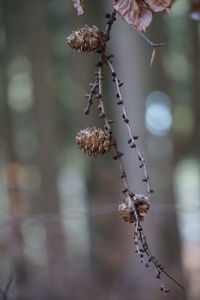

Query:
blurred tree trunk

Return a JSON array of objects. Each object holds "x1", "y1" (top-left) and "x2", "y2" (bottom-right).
[
  {"x1": 21, "y1": 0, "x2": 68, "y2": 296},
  {"x1": 191, "y1": 23, "x2": 200, "y2": 154},
  {"x1": 1, "y1": 1, "x2": 28, "y2": 298}
]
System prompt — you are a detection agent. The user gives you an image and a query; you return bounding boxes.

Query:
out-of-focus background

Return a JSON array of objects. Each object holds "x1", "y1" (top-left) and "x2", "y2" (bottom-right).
[{"x1": 0, "y1": 0, "x2": 199, "y2": 299}]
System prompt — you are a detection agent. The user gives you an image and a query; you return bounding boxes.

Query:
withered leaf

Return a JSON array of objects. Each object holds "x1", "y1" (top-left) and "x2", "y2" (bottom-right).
[
  {"x1": 113, "y1": 0, "x2": 153, "y2": 31},
  {"x1": 144, "y1": 0, "x2": 172, "y2": 12},
  {"x1": 72, "y1": 0, "x2": 84, "y2": 16},
  {"x1": 71, "y1": 0, "x2": 174, "y2": 31},
  {"x1": 113, "y1": 0, "x2": 174, "y2": 31}
]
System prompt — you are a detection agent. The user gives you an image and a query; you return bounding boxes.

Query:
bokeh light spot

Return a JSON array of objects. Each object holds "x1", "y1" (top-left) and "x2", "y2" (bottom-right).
[
  {"x1": 145, "y1": 91, "x2": 172, "y2": 136},
  {"x1": 8, "y1": 72, "x2": 33, "y2": 112}
]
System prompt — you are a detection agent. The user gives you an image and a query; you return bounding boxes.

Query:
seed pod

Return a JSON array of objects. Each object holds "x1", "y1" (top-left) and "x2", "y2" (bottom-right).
[
  {"x1": 75, "y1": 127, "x2": 112, "y2": 157},
  {"x1": 66, "y1": 26, "x2": 106, "y2": 53},
  {"x1": 134, "y1": 194, "x2": 150, "y2": 217},
  {"x1": 118, "y1": 202, "x2": 135, "y2": 223},
  {"x1": 118, "y1": 194, "x2": 150, "y2": 223}
]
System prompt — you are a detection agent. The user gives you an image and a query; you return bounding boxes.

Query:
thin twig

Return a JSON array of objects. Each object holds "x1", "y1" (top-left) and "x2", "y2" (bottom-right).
[
  {"x1": 132, "y1": 26, "x2": 164, "y2": 66},
  {"x1": 104, "y1": 56, "x2": 153, "y2": 196},
  {"x1": 97, "y1": 57, "x2": 133, "y2": 196},
  {"x1": 138, "y1": 228, "x2": 169, "y2": 294},
  {"x1": 84, "y1": 79, "x2": 99, "y2": 115},
  {"x1": 113, "y1": 141, "x2": 133, "y2": 196},
  {"x1": 133, "y1": 25, "x2": 165, "y2": 48},
  {"x1": 104, "y1": 10, "x2": 117, "y2": 41},
  {"x1": 97, "y1": 65, "x2": 110, "y2": 131},
  {"x1": 162, "y1": 269, "x2": 185, "y2": 291},
  {"x1": 132, "y1": 205, "x2": 148, "y2": 263},
  {"x1": 139, "y1": 229, "x2": 185, "y2": 291}
]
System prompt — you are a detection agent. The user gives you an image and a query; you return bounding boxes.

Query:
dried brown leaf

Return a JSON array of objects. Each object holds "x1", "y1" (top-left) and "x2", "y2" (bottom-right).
[
  {"x1": 113, "y1": 0, "x2": 153, "y2": 31},
  {"x1": 113, "y1": 0, "x2": 174, "y2": 31},
  {"x1": 144, "y1": 0, "x2": 172, "y2": 12},
  {"x1": 72, "y1": 0, "x2": 84, "y2": 16}
]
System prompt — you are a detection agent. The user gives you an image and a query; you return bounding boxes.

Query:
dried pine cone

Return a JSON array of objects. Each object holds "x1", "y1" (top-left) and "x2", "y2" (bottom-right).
[
  {"x1": 76, "y1": 127, "x2": 112, "y2": 157},
  {"x1": 66, "y1": 25, "x2": 106, "y2": 53},
  {"x1": 118, "y1": 194, "x2": 150, "y2": 223}
]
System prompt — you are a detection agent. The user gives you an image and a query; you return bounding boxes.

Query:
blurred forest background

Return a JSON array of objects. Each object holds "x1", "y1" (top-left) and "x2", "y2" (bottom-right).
[{"x1": 0, "y1": 0, "x2": 200, "y2": 299}]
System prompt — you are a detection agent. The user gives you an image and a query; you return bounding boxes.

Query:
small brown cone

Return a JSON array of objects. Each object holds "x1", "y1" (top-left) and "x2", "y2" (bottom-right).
[
  {"x1": 66, "y1": 26, "x2": 106, "y2": 53},
  {"x1": 134, "y1": 194, "x2": 150, "y2": 218},
  {"x1": 118, "y1": 202, "x2": 135, "y2": 223},
  {"x1": 118, "y1": 194, "x2": 150, "y2": 223},
  {"x1": 75, "y1": 127, "x2": 112, "y2": 157}
]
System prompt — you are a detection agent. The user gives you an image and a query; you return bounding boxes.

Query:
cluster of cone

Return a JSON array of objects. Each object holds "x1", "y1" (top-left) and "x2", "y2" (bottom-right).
[
  {"x1": 67, "y1": 26, "x2": 150, "y2": 222},
  {"x1": 67, "y1": 27, "x2": 112, "y2": 156}
]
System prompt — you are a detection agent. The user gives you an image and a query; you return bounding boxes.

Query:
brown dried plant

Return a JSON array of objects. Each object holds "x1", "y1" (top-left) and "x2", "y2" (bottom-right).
[
  {"x1": 72, "y1": 0, "x2": 174, "y2": 31},
  {"x1": 67, "y1": 5, "x2": 185, "y2": 296}
]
